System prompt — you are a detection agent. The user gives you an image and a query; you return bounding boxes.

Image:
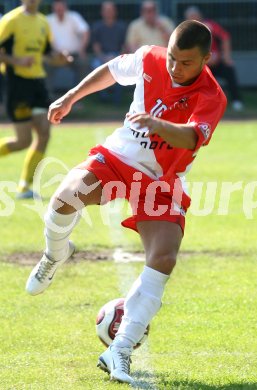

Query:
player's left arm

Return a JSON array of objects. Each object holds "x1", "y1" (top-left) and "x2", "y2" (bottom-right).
[
  {"x1": 0, "y1": 49, "x2": 34, "y2": 67},
  {"x1": 128, "y1": 90, "x2": 227, "y2": 151},
  {"x1": 128, "y1": 113, "x2": 198, "y2": 150}
]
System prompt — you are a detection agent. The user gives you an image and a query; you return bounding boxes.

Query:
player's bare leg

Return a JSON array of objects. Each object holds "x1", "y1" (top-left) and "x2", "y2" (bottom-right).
[
  {"x1": 114, "y1": 220, "x2": 183, "y2": 345},
  {"x1": 0, "y1": 121, "x2": 32, "y2": 153},
  {"x1": 98, "y1": 220, "x2": 183, "y2": 383},
  {"x1": 137, "y1": 220, "x2": 182, "y2": 274},
  {"x1": 32, "y1": 112, "x2": 50, "y2": 152},
  {"x1": 0, "y1": 120, "x2": 40, "y2": 198},
  {"x1": 26, "y1": 169, "x2": 103, "y2": 295},
  {"x1": 17, "y1": 112, "x2": 50, "y2": 198}
]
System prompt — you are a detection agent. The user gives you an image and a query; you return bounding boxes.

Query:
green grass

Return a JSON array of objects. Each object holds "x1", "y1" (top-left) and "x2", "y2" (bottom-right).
[{"x1": 0, "y1": 121, "x2": 257, "y2": 389}]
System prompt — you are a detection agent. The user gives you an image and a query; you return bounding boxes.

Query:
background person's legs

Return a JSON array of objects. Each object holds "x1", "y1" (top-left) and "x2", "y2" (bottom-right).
[
  {"x1": 211, "y1": 62, "x2": 243, "y2": 110},
  {"x1": 0, "y1": 120, "x2": 32, "y2": 156},
  {"x1": 17, "y1": 112, "x2": 50, "y2": 193}
]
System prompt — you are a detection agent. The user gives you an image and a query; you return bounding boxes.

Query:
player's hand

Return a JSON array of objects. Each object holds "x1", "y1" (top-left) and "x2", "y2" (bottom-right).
[
  {"x1": 15, "y1": 56, "x2": 34, "y2": 67},
  {"x1": 48, "y1": 95, "x2": 73, "y2": 124},
  {"x1": 59, "y1": 50, "x2": 74, "y2": 65},
  {"x1": 127, "y1": 112, "x2": 163, "y2": 136},
  {"x1": 49, "y1": 51, "x2": 74, "y2": 67}
]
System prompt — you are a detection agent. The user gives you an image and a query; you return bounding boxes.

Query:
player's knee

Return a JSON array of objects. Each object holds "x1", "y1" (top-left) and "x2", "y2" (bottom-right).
[
  {"x1": 50, "y1": 185, "x2": 85, "y2": 214},
  {"x1": 159, "y1": 253, "x2": 177, "y2": 273},
  {"x1": 50, "y1": 192, "x2": 77, "y2": 214},
  {"x1": 147, "y1": 252, "x2": 177, "y2": 275},
  {"x1": 16, "y1": 136, "x2": 32, "y2": 150}
]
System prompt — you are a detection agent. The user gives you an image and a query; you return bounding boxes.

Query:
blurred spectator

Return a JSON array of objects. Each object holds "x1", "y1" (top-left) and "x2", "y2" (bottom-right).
[
  {"x1": 126, "y1": 1, "x2": 175, "y2": 53},
  {"x1": 185, "y1": 6, "x2": 244, "y2": 111},
  {"x1": 0, "y1": 0, "x2": 71, "y2": 198},
  {"x1": 91, "y1": 1, "x2": 127, "y2": 104},
  {"x1": 47, "y1": 0, "x2": 90, "y2": 93}
]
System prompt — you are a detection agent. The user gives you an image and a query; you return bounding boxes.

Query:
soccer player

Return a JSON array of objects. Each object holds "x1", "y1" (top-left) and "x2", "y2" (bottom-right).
[
  {"x1": 0, "y1": 0, "x2": 71, "y2": 198},
  {"x1": 26, "y1": 20, "x2": 227, "y2": 384}
]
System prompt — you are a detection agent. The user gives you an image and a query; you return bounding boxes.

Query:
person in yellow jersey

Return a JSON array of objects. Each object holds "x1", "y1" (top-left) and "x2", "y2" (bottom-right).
[{"x1": 0, "y1": 0, "x2": 72, "y2": 199}]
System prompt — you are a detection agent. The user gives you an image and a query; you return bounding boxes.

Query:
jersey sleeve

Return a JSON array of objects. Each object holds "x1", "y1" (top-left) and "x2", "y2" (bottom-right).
[
  {"x1": 107, "y1": 46, "x2": 145, "y2": 86},
  {"x1": 188, "y1": 92, "x2": 227, "y2": 151}
]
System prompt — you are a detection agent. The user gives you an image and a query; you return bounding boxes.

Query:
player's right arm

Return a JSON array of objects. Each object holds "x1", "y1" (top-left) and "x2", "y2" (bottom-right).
[
  {"x1": 48, "y1": 47, "x2": 144, "y2": 124},
  {"x1": 48, "y1": 63, "x2": 116, "y2": 124},
  {"x1": 0, "y1": 49, "x2": 33, "y2": 67},
  {"x1": 0, "y1": 13, "x2": 34, "y2": 68}
]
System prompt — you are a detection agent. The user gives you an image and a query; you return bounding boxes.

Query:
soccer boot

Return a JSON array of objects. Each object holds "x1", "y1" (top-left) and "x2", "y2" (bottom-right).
[
  {"x1": 16, "y1": 189, "x2": 41, "y2": 200},
  {"x1": 25, "y1": 241, "x2": 75, "y2": 296},
  {"x1": 97, "y1": 345, "x2": 133, "y2": 384}
]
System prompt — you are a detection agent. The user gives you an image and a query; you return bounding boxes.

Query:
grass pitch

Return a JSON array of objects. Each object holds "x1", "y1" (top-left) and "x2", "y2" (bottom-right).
[{"x1": 0, "y1": 120, "x2": 257, "y2": 389}]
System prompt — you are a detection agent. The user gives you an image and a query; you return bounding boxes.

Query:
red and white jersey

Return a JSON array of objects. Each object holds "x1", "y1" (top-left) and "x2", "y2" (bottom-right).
[{"x1": 105, "y1": 45, "x2": 227, "y2": 182}]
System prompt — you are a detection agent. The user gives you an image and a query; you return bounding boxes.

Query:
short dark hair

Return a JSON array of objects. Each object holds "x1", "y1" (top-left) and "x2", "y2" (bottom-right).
[{"x1": 174, "y1": 20, "x2": 211, "y2": 56}]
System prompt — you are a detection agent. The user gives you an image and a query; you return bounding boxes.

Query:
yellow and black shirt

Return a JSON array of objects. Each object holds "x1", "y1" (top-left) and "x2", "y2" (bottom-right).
[{"x1": 0, "y1": 6, "x2": 52, "y2": 79}]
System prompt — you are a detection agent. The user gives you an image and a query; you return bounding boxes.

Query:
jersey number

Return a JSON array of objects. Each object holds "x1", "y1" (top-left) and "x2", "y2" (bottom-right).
[{"x1": 150, "y1": 99, "x2": 167, "y2": 117}]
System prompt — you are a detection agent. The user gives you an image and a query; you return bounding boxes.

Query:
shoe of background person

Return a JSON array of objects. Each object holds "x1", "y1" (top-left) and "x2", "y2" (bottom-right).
[
  {"x1": 16, "y1": 189, "x2": 41, "y2": 200},
  {"x1": 97, "y1": 345, "x2": 134, "y2": 384},
  {"x1": 25, "y1": 241, "x2": 75, "y2": 296},
  {"x1": 232, "y1": 100, "x2": 244, "y2": 112}
]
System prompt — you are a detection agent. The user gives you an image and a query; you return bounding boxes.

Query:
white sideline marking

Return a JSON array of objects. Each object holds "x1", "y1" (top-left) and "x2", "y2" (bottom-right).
[{"x1": 113, "y1": 249, "x2": 145, "y2": 263}]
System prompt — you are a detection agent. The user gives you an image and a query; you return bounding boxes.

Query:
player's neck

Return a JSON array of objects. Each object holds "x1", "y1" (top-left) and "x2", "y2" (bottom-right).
[
  {"x1": 177, "y1": 70, "x2": 203, "y2": 86},
  {"x1": 179, "y1": 75, "x2": 199, "y2": 86}
]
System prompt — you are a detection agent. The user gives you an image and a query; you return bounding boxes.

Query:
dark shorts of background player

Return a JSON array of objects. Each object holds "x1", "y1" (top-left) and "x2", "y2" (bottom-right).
[
  {"x1": 6, "y1": 74, "x2": 50, "y2": 122},
  {"x1": 76, "y1": 145, "x2": 189, "y2": 234}
]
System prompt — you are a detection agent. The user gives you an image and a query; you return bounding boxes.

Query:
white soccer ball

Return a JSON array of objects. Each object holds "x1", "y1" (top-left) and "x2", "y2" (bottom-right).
[{"x1": 96, "y1": 297, "x2": 150, "y2": 349}]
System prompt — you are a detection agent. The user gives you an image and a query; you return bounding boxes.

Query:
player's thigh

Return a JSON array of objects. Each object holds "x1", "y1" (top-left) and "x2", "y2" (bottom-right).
[
  {"x1": 137, "y1": 220, "x2": 183, "y2": 275},
  {"x1": 50, "y1": 168, "x2": 103, "y2": 213},
  {"x1": 31, "y1": 80, "x2": 51, "y2": 136},
  {"x1": 6, "y1": 75, "x2": 33, "y2": 123}
]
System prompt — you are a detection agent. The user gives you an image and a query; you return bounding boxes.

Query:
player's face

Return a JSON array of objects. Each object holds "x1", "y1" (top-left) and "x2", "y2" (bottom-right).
[
  {"x1": 166, "y1": 41, "x2": 210, "y2": 86},
  {"x1": 22, "y1": 0, "x2": 41, "y2": 13}
]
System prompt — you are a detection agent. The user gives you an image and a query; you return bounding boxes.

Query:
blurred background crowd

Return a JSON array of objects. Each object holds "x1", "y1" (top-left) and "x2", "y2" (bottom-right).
[{"x1": 1, "y1": 0, "x2": 257, "y2": 118}]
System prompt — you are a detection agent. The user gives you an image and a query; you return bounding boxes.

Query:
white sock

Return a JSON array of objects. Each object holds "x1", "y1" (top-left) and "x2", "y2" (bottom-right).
[
  {"x1": 44, "y1": 207, "x2": 81, "y2": 261},
  {"x1": 113, "y1": 265, "x2": 169, "y2": 348}
]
